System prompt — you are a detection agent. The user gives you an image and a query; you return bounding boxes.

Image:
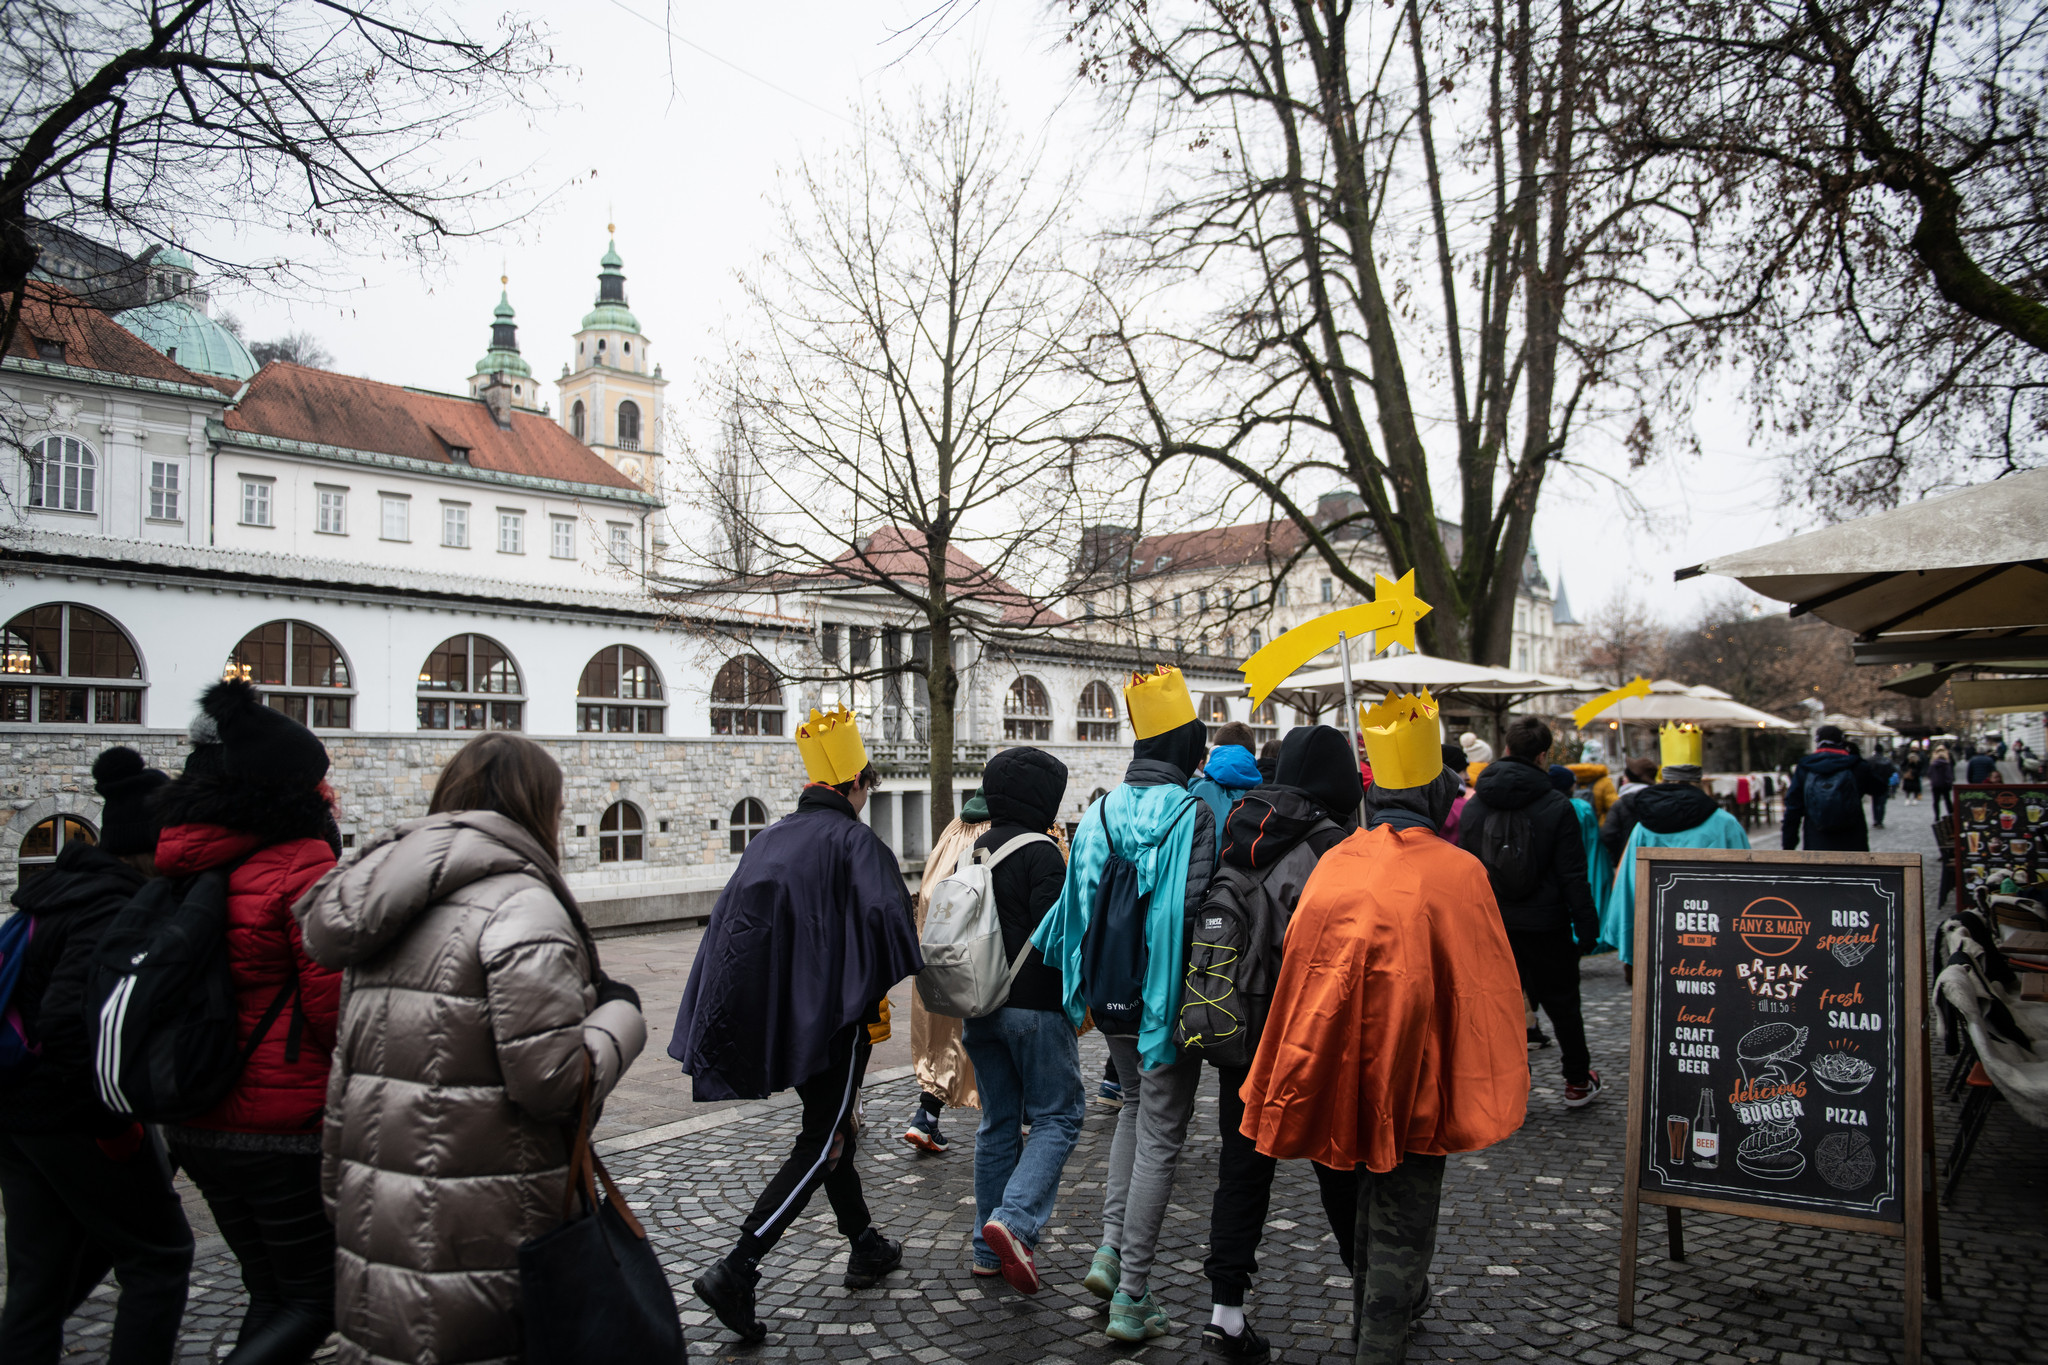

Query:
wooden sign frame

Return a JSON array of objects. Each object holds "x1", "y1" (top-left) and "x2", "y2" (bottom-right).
[{"x1": 1617, "y1": 848, "x2": 1940, "y2": 1361}]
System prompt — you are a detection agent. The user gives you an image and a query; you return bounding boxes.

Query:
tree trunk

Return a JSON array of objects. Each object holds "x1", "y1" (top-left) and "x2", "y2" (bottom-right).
[{"x1": 926, "y1": 618, "x2": 959, "y2": 844}]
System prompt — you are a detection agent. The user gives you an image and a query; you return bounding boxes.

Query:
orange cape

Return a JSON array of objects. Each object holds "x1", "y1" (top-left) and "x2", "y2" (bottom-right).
[{"x1": 1239, "y1": 824, "x2": 1529, "y2": 1173}]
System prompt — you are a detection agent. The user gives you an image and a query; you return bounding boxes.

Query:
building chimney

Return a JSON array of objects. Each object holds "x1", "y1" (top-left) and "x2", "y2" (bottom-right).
[{"x1": 481, "y1": 372, "x2": 514, "y2": 430}]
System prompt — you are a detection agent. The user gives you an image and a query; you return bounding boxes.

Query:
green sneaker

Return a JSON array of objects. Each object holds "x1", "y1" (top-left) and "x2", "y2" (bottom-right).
[
  {"x1": 1083, "y1": 1245, "x2": 1121, "y2": 1301},
  {"x1": 1106, "y1": 1289, "x2": 1169, "y2": 1342}
]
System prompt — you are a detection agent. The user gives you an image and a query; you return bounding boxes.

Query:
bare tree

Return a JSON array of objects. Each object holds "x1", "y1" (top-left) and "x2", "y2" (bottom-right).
[
  {"x1": 1571, "y1": 588, "x2": 1667, "y2": 686},
  {"x1": 1607, "y1": 0, "x2": 2048, "y2": 511},
  {"x1": 0, "y1": 0, "x2": 555, "y2": 357},
  {"x1": 677, "y1": 82, "x2": 1103, "y2": 841},
  {"x1": 247, "y1": 331, "x2": 333, "y2": 370},
  {"x1": 1066, "y1": 0, "x2": 1709, "y2": 663}
]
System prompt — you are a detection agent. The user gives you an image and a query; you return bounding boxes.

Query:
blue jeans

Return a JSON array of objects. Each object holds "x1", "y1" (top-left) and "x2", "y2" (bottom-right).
[{"x1": 961, "y1": 1007, "x2": 1086, "y2": 1264}]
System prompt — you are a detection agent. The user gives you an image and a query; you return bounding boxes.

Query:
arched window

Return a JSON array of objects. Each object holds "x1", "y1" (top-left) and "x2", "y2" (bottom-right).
[
  {"x1": 17, "y1": 814, "x2": 96, "y2": 884},
  {"x1": 1250, "y1": 698, "x2": 1279, "y2": 749},
  {"x1": 617, "y1": 400, "x2": 642, "y2": 450},
  {"x1": 571, "y1": 400, "x2": 586, "y2": 441},
  {"x1": 710, "y1": 654, "x2": 784, "y2": 736},
  {"x1": 1004, "y1": 675, "x2": 1051, "y2": 741},
  {"x1": 224, "y1": 620, "x2": 352, "y2": 729},
  {"x1": 577, "y1": 645, "x2": 665, "y2": 733},
  {"x1": 729, "y1": 797, "x2": 768, "y2": 854},
  {"x1": 1077, "y1": 681, "x2": 1120, "y2": 743},
  {"x1": 598, "y1": 801, "x2": 643, "y2": 863},
  {"x1": 1198, "y1": 693, "x2": 1231, "y2": 741},
  {"x1": 2, "y1": 603, "x2": 144, "y2": 724},
  {"x1": 416, "y1": 634, "x2": 523, "y2": 731},
  {"x1": 26, "y1": 436, "x2": 96, "y2": 513}
]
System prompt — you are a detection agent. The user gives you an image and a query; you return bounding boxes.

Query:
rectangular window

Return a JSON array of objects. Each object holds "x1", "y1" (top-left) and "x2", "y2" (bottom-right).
[
  {"x1": 1248, "y1": 585, "x2": 1260, "y2": 606},
  {"x1": 381, "y1": 496, "x2": 409, "y2": 541},
  {"x1": 1276, "y1": 583, "x2": 1289, "y2": 607},
  {"x1": 316, "y1": 488, "x2": 346, "y2": 535},
  {"x1": 609, "y1": 523, "x2": 632, "y2": 564},
  {"x1": 498, "y1": 510, "x2": 524, "y2": 554},
  {"x1": 442, "y1": 504, "x2": 469, "y2": 548},
  {"x1": 821, "y1": 622, "x2": 841, "y2": 663},
  {"x1": 241, "y1": 479, "x2": 272, "y2": 527},
  {"x1": 1249, "y1": 628, "x2": 1263, "y2": 652},
  {"x1": 1173, "y1": 594, "x2": 1183, "y2": 618},
  {"x1": 148, "y1": 461, "x2": 181, "y2": 521},
  {"x1": 1319, "y1": 577, "x2": 1334, "y2": 602},
  {"x1": 550, "y1": 516, "x2": 575, "y2": 559}
]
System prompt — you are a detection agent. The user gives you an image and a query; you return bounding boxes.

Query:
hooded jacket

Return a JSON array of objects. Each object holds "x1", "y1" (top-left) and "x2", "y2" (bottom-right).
[
  {"x1": 2, "y1": 841, "x2": 147, "y2": 1136},
  {"x1": 1190, "y1": 744, "x2": 1263, "y2": 845},
  {"x1": 296, "y1": 810, "x2": 647, "y2": 1365},
  {"x1": 1599, "y1": 783, "x2": 1751, "y2": 963},
  {"x1": 1237, "y1": 820, "x2": 1528, "y2": 1173},
  {"x1": 670, "y1": 784, "x2": 922, "y2": 1101},
  {"x1": 1783, "y1": 746, "x2": 1881, "y2": 852},
  {"x1": 1456, "y1": 755, "x2": 1596, "y2": 938},
  {"x1": 972, "y1": 746, "x2": 1071, "y2": 1013},
  {"x1": 1032, "y1": 733, "x2": 1218, "y2": 1069}
]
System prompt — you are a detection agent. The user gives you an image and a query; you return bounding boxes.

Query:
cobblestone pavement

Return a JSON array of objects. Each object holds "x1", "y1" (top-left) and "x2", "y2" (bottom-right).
[{"x1": 49, "y1": 809, "x2": 2048, "y2": 1362}]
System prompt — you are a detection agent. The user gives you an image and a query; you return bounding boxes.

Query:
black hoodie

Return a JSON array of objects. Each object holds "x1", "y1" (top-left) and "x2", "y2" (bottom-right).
[
  {"x1": 1634, "y1": 781, "x2": 1721, "y2": 834},
  {"x1": 973, "y1": 746, "x2": 1072, "y2": 1012},
  {"x1": 3, "y1": 841, "x2": 148, "y2": 1135},
  {"x1": 1457, "y1": 753, "x2": 1596, "y2": 937}
]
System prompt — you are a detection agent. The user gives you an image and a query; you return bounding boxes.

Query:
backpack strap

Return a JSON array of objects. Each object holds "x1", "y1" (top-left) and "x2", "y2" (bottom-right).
[{"x1": 976, "y1": 832, "x2": 1054, "y2": 870}]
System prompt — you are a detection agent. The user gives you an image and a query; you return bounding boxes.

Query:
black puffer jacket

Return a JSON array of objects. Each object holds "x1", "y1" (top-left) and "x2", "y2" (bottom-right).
[
  {"x1": 1457, "y1": 754, "x2": 1596, "y2": 937},
  {"x1": 2, "y1": 840, "x2": 147, "y2": 1136},
  {"x1": 974, "y1": 746, "x2": 1072, "y2": 1013},
  {"x1": 1634, "y1": 781, "x2": 1721, "y2": 835},
  {"x1": 1783, "y1": 746, "x2": 1881, "y2": 851}
]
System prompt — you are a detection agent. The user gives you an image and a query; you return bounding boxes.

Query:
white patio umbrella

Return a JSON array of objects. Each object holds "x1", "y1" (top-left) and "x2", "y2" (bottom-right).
[
  {"x1": 1594, "y1": 679, "x2": 1803, "y2": 731},
  {"x1": 1818, "y1": 712, "x2": 1900, "y2": 738}
]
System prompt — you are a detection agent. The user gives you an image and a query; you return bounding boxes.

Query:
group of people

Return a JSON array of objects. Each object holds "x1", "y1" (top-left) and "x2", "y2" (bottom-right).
[
  {"x1": 668, "y1": 667, "x2": 1541, "y2": 1365},
  {"x1": 2, "y1": 680, "x2": 647, "y2": 1365}
]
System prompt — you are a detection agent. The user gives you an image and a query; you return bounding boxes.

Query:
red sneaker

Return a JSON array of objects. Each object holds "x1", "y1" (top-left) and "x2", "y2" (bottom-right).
[
  {"x1": 1564, "y1": 1070, "x2": 1603, "y2": 1108},
  {"x1": 980, "y1": 1218, "x2": 1040, "y2": 1295}
]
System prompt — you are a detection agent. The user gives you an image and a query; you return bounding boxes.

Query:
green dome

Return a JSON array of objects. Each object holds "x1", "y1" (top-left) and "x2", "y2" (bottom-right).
[
  {"x1": 152, "y1": 244, "x2": 196, "y2": 271},
  {"x1": 475, "y1": 288, "x2": 532, "y2": 379},
  {"x1": 579, "y1": 302, "x2": 641, "y2": 331},
  {"x1": 114, "y1": 298, "x2": 256, "y2": 380},
  {"x1": 581, "y1": 237, "x2": 641, "y2": 333}
]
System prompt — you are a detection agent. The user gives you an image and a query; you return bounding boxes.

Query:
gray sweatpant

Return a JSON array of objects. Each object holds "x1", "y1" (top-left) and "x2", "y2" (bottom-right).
[{"x1": 1100, "y1": 1034, "x2": 1203, "y2": 1298}]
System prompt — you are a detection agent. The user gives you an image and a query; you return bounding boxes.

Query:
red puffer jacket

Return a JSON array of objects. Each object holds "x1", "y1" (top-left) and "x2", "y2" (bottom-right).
[{"x1": 156, "y1": 822, "x2": 341, "y2": 1135}]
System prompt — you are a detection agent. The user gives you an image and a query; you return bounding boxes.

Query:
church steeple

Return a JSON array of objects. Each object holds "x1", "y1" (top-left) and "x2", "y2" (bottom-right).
[
  {"x1": 468, "y1": 276, "x2": 535, "y2": 406},
  {"x1": 557, "y1": 226, "x2": 667, "y2": 495},
  {"x1": 582, "y1": 238, "x2": 640, "y2": 333}
]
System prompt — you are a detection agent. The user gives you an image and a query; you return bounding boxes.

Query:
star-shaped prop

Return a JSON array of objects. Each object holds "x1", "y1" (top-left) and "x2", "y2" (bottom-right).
[
  {"x1": 1570, "y1": 676, "x2": 1652, "y2": 730},
  {"x1": 1239, "y1": 571, "x2": 1433, "y2": 708}
]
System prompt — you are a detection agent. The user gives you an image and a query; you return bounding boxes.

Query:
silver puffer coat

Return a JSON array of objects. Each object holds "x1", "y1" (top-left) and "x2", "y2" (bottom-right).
[{"x1": 295, "y1": 810, "x2": 647, "y2": 1365}]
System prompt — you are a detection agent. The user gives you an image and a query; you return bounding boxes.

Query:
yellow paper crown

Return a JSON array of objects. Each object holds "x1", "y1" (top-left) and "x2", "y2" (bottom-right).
[
  {"x1": 1359, "y1": 688, "x2": 1444, "y2": 790},
  {"x1": 1659, "y1": 721, "x2": 1704, "y2": 771},
  {"x1": 796, "y1": 705, "x2": 870, "y2": 785},
  {"x1": 1125, "y1": 664, "x2": 1197, "y2": 740}
]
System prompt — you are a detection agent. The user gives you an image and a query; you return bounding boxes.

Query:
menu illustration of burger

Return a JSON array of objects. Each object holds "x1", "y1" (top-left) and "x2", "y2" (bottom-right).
[{"x1": 1637, "y1": 858, "x2": 1908, "y2": 1221}]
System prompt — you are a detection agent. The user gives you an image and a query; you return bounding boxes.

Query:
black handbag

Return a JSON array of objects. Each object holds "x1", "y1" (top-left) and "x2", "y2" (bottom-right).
[{"x1": 518, "y1": 1064, "x2": 683, "y2": 1363}]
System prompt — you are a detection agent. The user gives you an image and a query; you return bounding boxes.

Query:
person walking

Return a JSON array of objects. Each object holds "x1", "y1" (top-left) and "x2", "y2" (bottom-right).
[
  {"x1": 1783, "y1": 724, "x2": 1884, "y2": 852},
  {"x1": 154, "y1": 680, "x2": 341, "y2": 1365},
  {"x1": 1240, "y1": 690, "x2": 1528, "y2": 1365},
  {"x1": 1457, "y1": 719, "x2": 1602, "y2": 1108},
  {"x1": 1197, "y1": 725, "x2": 1364, "y2": 1360},
  {"x1": 959, "y1": 748, "x2": 1083, "y2": 1294},
  {"x1": 904, "y1": 788, "x2": 992, "y2": 1155},
  {"x1": 1603, "y1": 730, "x2": 1752, "y2": 966},
  {"x1": 1929, "y1": 747, "x2": 1955, "y2": 822},
  {"x1": 1568, "y1": 762, "x2": 1620, "y2": 821},
  {"x1": 1867, "y1": 751, "x2": 1897, "y2": 829},
  {"x1": 1030, "y1": 665, "x2": 1217, "y2": 1343},
  {"x1": 0, "y1": 748, "x2": 193, "y2": 1365},
  {"x1": 1554, "y1": 764, "x2": 1614, "y2": 920},
  {"x1": 1901, "y1": 750, "x2": 1923, "y2": 805},
  {"x1": 673, "y1": 706, "x2": 923, "y2": 1343},
  {"x1": 296, "y1": 733, "x2": 648, "y2": 1365},
  {"x1": 1599, "y1": 756, "x2": 1662, "y2": 867},
  {"x1": 1191, "y1": 720, "x2": 1263, "y2": 839},
  {"x1": 1965, "y1": 744, "x2": 1998, "y2": 784}
]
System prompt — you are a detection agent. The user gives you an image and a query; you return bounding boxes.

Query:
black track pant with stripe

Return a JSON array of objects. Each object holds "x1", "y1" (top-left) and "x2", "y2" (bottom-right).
[{"x1": 734, "y1": 1022, "x2": 873, "y2": 1262}]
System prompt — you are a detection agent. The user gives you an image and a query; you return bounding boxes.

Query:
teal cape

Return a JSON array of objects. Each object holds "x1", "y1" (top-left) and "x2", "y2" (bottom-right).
[
  {"x1": 1599, "y1": 808, "x2": 1750, "y2": 964},
  {"x1": 1032, "y1": 781, "x2": 1199, "y2": 1069},
  {"x1": 1571, "y1": 796, "x2": 1613, "y2": 942}
]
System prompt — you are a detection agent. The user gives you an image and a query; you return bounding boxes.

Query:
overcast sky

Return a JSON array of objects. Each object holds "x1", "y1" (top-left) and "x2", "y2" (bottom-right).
[{"x1": 210, "y1": 0, "x2": 1806, "y2": 627}]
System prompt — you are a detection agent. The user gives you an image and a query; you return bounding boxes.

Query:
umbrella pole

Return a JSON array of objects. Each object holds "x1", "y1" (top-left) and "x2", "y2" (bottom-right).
[{"x1": 1340, "y1": 630, "x2": 1363, "y2": 764}]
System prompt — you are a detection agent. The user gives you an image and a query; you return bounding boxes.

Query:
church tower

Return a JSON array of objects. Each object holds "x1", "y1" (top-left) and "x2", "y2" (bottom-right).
[
  {"x1": 467, "y1": 280, "x2": 539, "y2": 408},
  {"x1": 555, "y1": 232, "x2": 666, "y2": 492}
]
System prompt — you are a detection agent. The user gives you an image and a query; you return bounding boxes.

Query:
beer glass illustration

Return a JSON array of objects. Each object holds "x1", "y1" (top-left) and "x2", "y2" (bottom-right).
[{"x1": 1667, "y1": 1115, "x2": 1690, "y2": 1166}]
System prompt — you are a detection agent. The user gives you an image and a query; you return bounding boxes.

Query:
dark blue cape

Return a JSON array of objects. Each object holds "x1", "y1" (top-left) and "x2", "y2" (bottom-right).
[{"x1": 668, "y1": 792, "x2": 921, "y2": 1101}]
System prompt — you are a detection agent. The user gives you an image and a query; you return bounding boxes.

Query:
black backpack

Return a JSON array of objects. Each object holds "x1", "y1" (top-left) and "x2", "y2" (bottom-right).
[
  {"x1": 85, "y1": 862, "x2": 301, "y2": 1122},
  {"x1": 1080, "y1": 797, "x2": 1196, "y2": 1037},
  {"x1": 1804, "y1": 765, "x2": 1862, "y2": 834},
  {"x1": 1472, "y1": 804, "x2": 1545, "y2": 903}
]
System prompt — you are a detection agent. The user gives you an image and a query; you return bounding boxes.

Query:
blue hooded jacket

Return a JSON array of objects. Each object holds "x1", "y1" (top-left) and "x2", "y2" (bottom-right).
[{"x1": 1189, "y1": 744, "x2": 1262, "y2": 849}]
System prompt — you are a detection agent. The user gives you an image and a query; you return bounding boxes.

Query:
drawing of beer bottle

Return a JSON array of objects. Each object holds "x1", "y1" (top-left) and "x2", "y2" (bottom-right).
[{"x1": 1693, "y1": 1087, "x2": 1720, "y2": 1169}]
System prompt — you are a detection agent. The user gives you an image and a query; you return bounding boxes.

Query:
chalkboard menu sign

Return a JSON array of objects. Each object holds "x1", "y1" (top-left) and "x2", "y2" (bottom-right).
[
  {"x1": 1954, "y1": 783, "x2": 2048, "y2": 898},
  {"x1": 1618, "y1": 849, "x2": 1935, "y2": 1360}
]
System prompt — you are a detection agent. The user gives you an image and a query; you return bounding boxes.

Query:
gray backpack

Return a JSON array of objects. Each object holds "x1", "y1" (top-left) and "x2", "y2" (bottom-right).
[{"x1": 915, "y1": 833, "x2": 1053, "y2": 1019}]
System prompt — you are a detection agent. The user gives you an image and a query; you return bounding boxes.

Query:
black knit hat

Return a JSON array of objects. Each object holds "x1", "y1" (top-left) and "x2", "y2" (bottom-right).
[
  {"x1": 196, "y1": 679, "x2": 329, "y2": 790},
  {"x1": 92, "y1": 746, "x2": 171, "y2": 855}
]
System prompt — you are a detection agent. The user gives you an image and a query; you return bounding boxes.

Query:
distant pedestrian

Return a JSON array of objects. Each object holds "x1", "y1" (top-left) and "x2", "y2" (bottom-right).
[
  {"x1": 1867, "y1": 753, "x2": 1897, "y2": 829},
  {"x1": 1191, "y1": 720, "x2": 1263, "y2": 844},
  {"x1": 1458, "y1": 720, "x2": 1602, "y2": 1108},
  {"x1": 1240, "y1": 691, "x2": 1528, "y2": 1365},
  {"x1": 1440, "y1": 744, "x2": 1474, "y2": 844},
  {"x1": 1784, "y1": 724, "x2": 1884, "y2": 852},
  {"x1": 674, "y1": 706, "x2": 922, "y2": 1343},
  {"x1": 1901, "y1": 751, "x2": 1923, "y2": 804},
  {"x1": 1569, "y1": 763, "x2": 1620, "y2": 821},
  {"x1": 1603, "y1": 743, "x2": 1751, "y2": 966},
  {"x1": 1255, "y1": 738, "x2": 1284, "y2": 784},
  {"x1": 297, "y1": 732, "x2": 648, "y2": 1365},
  {"x1": 0, "y1": 748, "x2": 193, "y2": 1365},
  {"x1": 1554, "y1": 763, "x2": 1614, "y2": 912},
  {"x1": 1458, "y1": 731, "x2": 1494, "y2": 786},
  {"x1": 904, "y1": 788, "x2": 993, "y2": 1155},
  {"x1": 155, "y1": 680, "x2": 341, "y2": 1364},
  {"x1": 1599, "y1": 756, "x2": 1663, "y2": 865},
  {"x1": 1965, "y1": 747, "x2": 1998, "y2": 784},
  {"x1": 960, "y1": 747, "x2": 1082, "y2": 1295},
  {"x1": 1928, "y1": 747, "x2": 1955, "y2": 821}
]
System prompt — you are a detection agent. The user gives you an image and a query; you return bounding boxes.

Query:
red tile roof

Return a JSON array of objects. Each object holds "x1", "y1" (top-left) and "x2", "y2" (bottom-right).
[
  {"x1": 1123, "y1": 520, "x2": 1314, "y2": 579},
  {"x1": 3, "y1": 282, "x2": 212, "y2": 387},
  {"x1": 222, "y1": 362, "x2": 642, "y2": 493}
]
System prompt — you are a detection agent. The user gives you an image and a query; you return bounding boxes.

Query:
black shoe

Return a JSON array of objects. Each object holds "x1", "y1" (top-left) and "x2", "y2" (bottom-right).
[
  {"x1": 844, "y1": 1226, "x2": 903, "y2": 1288},
  {"x1": 1202, "y1": 1320, "x2": 1271, "y2": 1361},
  {"x1": 694, "y1": 1255, "x2": 768, "y2": 1344},
  {"x1": 1527, "y1": 1027, "x2": 1551, "y2": 1048}
]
